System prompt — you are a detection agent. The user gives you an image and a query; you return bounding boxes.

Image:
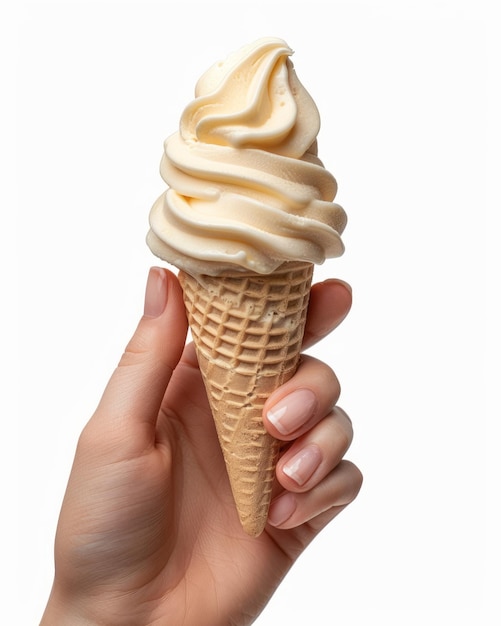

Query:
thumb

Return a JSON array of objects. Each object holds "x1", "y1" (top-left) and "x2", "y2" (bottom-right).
[{"x1": 91, "y1": 267, "x2": 188, "y2": 447}]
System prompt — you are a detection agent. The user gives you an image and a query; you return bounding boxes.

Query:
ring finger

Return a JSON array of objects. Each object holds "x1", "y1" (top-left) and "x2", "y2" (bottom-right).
[
  {"x1": 268, "y1": 460, "x2": 363, "y2": 530},
  {"x1": 276, "y1": 405, "x2": 354, "y2": 492}
]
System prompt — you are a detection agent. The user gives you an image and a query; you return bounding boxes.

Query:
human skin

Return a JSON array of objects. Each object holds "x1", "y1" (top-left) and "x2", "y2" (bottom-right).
[{"x1": 41, "y1": 267, "x2": 363, "y2": 626}]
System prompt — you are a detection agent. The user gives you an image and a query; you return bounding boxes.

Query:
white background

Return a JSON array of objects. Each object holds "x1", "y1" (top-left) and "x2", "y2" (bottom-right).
[{"x1": 9, "y1": 0, "x2": 498, "y2": 624}]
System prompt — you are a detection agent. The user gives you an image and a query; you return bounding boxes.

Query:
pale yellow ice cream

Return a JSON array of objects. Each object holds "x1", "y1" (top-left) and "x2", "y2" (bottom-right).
[{"x1": 147, "y1": 37, "x2": 346, "y2": 277}]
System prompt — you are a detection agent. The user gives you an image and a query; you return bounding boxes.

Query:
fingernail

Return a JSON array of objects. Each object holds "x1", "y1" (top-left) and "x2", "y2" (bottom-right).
[
  {"x1": 283, "y1": 444, "x2": 322, "y2": 486},
  {"x1": 267, "y1": 389, "x2": 316, "y2": 435},
  {"x1": 325, "y1": 278, "x2": 352, "y2": 294},
  {"x1": 144, "y1": 267, "x2": 168, "y2": 318},
  {"x1": 268, "y1": 492, "x2": 296, "y2": 527}
]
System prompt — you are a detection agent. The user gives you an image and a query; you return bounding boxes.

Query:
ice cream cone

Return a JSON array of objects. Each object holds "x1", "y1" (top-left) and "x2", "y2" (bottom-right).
[
  {"x1": 178, "y1": 261, "x2": 314, "y2": 536},
  {"x1": 147, "y1": 39, "x2": 347, "y2": 534}
]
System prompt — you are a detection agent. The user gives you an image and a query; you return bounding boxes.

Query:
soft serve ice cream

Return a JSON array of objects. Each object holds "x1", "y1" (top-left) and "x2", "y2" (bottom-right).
[
  {"x1": 146, "y1": 37, "x2": 346, "y2": 277},
  {"x1": 146, "y1": 38, "x2": 348, "y2": 536}
]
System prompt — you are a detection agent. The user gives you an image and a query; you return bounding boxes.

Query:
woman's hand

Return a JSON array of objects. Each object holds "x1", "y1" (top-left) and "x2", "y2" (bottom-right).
[{"x1": 41, "y1": 267, "x2": 362, "y2": 626}]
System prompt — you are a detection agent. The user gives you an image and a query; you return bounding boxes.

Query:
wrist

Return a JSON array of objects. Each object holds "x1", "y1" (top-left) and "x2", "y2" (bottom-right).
[
  {"x1": 41, "y1": 582, "x2": 159, "y2": 626},
  {"x1": 41, "y1": 585, "x2": 99, "y2": 626}
]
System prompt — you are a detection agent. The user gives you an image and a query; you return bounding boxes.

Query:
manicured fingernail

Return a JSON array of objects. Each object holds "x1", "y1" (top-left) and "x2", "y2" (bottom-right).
[
  {"x1": 283, "y1": 444, "x2": 322, "y2": 486},
  {"x1": 268, "y1": 492, "x2": 296, "y2": 527},
  {"x1": 323, "y1": 278, "x2": 352, "y2": 294},
  {"x1": 267, "y1": 389, "x2": 316, "y2": 435},
  {"x1": 144, "y1": 267, "x2": 168, "y2": 318}
]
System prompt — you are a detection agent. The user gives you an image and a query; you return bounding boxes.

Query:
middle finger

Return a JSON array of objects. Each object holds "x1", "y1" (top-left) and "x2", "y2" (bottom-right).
[{"x1": 263, "y1": 354, "x2": 341, "y2": 441}]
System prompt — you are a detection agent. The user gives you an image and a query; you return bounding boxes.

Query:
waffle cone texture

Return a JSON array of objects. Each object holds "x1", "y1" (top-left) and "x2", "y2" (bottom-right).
[{"x1": 178, "y1": 261, "x2": 314, "y2": 537}]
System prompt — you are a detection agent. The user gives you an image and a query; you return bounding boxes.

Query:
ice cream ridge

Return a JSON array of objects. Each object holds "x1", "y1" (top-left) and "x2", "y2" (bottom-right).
[{"x1": 147, "y1": 37, "x2": 347, "y2": 536}]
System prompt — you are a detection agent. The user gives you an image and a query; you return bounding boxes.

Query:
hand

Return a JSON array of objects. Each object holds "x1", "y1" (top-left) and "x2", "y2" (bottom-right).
[{"x1": 41, "y1": 267, "x2": 362, "y2": 626}]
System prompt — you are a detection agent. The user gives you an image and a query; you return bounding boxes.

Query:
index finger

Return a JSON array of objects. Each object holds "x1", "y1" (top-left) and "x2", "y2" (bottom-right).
[{"x1": 302, "y1": 279, "x2": 352, "y2": 350}]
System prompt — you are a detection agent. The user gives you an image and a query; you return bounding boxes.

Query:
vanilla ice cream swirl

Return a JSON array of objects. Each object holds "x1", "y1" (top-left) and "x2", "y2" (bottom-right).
[{"x1": 147, "y1": 38, "x2": 347, "y2": 276}]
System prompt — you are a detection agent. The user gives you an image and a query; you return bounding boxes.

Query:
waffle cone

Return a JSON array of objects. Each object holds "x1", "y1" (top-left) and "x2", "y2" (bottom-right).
[{"x1": 178, "y1": 261, "x2": 314, "y2": 536}]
